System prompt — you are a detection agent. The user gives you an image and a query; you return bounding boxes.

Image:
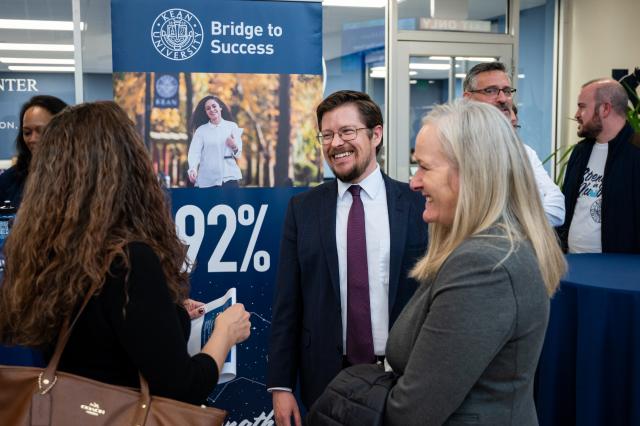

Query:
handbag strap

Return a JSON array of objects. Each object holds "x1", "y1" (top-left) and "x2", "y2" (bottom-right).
[
  {"x1": 39, "y1": 283, "x2": 153, "y2": 402},
  {"x1": 35, "y1": 283, "x2": 153, "y2": 424},
  {"x1": 40, "y1": 283, "x2": 100, "y2": 389}
]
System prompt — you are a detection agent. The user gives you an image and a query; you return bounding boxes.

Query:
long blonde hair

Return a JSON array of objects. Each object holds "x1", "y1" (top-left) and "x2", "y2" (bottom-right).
[
  {"x1": 411, "y1": 100, "x2": 565, "y2": 295},
  {"x1": 0, "y1": 101, "x2": 189, "y2": 346}
]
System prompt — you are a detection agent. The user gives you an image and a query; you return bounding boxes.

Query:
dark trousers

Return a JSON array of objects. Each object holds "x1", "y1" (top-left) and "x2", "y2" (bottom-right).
[{"x1": 222, "y1": 180, "x2": 240, "y2": 188}]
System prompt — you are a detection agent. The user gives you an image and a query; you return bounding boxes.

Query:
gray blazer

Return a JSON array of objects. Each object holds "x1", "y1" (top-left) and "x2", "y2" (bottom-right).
[{"x1": 385, "y1": 227, "x2": 549, "y2": 426}]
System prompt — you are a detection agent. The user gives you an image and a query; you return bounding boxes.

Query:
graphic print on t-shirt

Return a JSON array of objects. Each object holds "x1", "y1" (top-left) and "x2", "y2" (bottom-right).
[
  {"x1": 568, "y1": 142, "x2": 608, "y2": 253},
  {"x1": 577, "y1": 166, "x2": 603, "y2": 223}
]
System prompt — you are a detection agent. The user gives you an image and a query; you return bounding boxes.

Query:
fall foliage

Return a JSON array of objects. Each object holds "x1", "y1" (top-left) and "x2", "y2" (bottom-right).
[{"x1": 113, "y1": 72, "x2": 323, "y2": 187}]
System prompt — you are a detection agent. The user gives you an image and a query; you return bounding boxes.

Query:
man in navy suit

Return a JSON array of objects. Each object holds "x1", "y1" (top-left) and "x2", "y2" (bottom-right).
[{"x1": 267, "y1": 90, "x2": 428, "y2": 426}]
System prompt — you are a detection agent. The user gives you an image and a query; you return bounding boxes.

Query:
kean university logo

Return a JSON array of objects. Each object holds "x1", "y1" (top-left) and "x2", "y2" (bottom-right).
[
  {"x1": 151, "y1": 8, "x2": 203, "y2": 61},
  {"x1": 156, "y1": 74, "x2": 179, "y2": 98}
]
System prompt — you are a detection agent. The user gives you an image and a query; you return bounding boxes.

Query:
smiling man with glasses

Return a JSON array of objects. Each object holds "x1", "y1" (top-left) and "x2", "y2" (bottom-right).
[
  {"x1": 267, "y1": 90, "x2": 428, "y2": 426},
  {"x1": 463, "y1": 61, "x2": 565, "y2": 228},
  {"x1": 463, "y1": 62, "x2": 517, "y2": 117}
]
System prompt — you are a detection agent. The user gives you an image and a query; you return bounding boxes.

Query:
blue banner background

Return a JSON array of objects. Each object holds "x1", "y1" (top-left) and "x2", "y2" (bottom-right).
[
  {"x1": 111, "y1": 1, "x2": 323, "y2": 421},
  {"x1": 170, "y1": 187, "x2": 305, "y2": 423},
  {"x1": 112, "y1": 0, "x2": 322, "y2": 75}
]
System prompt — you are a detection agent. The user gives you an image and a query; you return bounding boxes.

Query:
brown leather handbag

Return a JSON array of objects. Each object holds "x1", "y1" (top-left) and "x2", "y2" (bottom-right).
[{"x1": 0, "y1": 287, "x2": 227, "y2": 426}]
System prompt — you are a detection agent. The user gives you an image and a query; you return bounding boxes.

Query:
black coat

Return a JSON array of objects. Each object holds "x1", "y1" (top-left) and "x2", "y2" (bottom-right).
[
  {"x1": 267, "y1": 173, "x2": 428, "y2": 409},
  {"x1": 558, "y1": 123, "x2": 640, "y2": 253}
]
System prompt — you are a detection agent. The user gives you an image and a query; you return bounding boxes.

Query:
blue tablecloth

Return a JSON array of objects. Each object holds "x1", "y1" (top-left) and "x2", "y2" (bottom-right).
[{"x1": 536, "y1": 253, "x2": 640, "y2": 426}]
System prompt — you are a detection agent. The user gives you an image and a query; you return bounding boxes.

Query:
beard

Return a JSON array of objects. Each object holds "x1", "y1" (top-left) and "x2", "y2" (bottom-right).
[
  {"x1": 334, "y1": 168, "x2": 365, "y2": 183},
  {"x1": 577, "y1": 109, "x2": 603, "y2": 139},
  {"x1": 329, "y1": 157, "x2": 369, "y2": 183},
  {"x1": 327, "y1": 147, "x2": 371, "y2": 183}
]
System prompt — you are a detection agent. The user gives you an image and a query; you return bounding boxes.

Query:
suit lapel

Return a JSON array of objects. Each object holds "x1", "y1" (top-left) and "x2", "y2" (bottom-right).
[
  {"x1": 319, "y1": 180, "x2": 341, "y2": 301},
  {"x1": 384, "y1": 174, "x2": 408, "y2": 312}
]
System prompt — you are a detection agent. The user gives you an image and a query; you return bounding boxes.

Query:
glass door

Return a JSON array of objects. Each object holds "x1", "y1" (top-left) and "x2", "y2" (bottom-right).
[{"x1": 387, "y1": 41, "x2": 513, "y2": 181}]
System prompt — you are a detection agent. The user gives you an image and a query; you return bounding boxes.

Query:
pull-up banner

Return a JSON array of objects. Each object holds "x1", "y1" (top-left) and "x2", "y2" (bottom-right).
[
  {"x1": 112, "y1": 0, "x2": 323, "y2": 424},
  {"x1": 112, "y1": 0, "x2": 322, "y2": 74}
]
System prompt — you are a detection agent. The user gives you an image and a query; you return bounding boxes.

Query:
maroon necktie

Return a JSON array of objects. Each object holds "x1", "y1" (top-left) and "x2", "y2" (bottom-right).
[{"x1": 346, "y1": 185, "x2": 375, "y2": 365}]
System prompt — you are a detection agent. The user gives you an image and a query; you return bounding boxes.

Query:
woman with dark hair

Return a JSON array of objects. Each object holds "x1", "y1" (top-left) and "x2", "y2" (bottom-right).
[
  {"x1": 0, "y1": 101, "x2": 251, "y2": 405},
  {"x1": 187, "y1": 95, "x2": 243, "y2": 188},
  {"x1": 0, "y1": 95, "x2": 68, "y2": 207}
]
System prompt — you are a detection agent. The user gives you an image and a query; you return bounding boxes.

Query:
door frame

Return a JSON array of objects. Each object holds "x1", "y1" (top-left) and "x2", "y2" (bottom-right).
[
  {"x1": 389, "y1": 42, "x2": 514, "y2": 181},
  {"x1": 384, "y1": 0, "x2": 520, "y2": 181}
]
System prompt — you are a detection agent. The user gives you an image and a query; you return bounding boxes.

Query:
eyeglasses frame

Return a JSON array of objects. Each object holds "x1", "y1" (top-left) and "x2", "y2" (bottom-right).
[
  {"x1": 467, "y1": 87, "x2": 517, "y2": 97},
  {"x1": 316, "y1": 126, "x2": 371, "y2": 145}
]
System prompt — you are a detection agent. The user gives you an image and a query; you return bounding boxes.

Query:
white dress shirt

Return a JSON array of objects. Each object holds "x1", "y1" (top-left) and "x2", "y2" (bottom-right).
[
  {"x1": 267, "y1": 166, "x2": 391, "y2": 394},
  {"x1": 336, "y1": 166, "x2": 390, "y2": 355},
  {"x1": 524, "y1": 144, "x2": 565, "y2": 227}
]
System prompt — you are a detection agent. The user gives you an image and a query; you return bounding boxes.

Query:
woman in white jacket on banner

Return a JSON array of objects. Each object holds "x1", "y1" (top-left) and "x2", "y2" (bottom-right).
[{"x1": 188, "y1": 95, "x2": 243, "y2": 188}]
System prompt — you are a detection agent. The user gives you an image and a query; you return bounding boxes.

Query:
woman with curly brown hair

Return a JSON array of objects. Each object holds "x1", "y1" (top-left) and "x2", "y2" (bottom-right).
[{"x1": 0, "y1": 101, "x2": 250, "y2": 405}]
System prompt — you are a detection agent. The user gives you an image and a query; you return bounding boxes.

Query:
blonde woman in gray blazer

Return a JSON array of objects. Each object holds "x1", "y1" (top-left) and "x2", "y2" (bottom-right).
[{"x1": 384, "y1": 100, "x2": 566, "y2": 426}]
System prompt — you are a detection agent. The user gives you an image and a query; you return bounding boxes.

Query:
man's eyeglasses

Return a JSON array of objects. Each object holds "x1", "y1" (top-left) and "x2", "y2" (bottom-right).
[
  {"x1": 317, "y1": 127, "x2": 370, "y2": 144},
  {"x1": 468, "y1": 87, "x2": 517, "y2": 98}
]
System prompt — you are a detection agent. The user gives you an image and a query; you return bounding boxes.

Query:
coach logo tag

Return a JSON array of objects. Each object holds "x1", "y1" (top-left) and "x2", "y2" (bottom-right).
[{"x1": 80, "y1": 402, "x2": 106, "y2": 416}]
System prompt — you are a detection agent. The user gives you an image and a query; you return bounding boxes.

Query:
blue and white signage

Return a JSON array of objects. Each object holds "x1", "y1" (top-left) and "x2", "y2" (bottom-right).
[
  {"x1": 151, "y1": 10, "x2": 204, "y2": 61},
  {"x1": 111, "y1": 1, "x2": 322, "y2": 422},
  {"x1": 153, "y1": 73, "x2": 180, "y2": 108},
  {"x1": 171, "y1": 188, "x2": 304, "y2": 422},
  {"x1": 112, "y1": 0, "x2": 322, "y2": 74}
]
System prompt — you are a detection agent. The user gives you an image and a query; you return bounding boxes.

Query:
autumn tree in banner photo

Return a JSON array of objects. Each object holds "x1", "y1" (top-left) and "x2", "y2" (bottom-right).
[
  {"x1": 114, "y1": 71, "x2": 322, "y2": 188},
  {"x1": 113, "y1": 72, "x2": 146, "y2": 135},
  {"x1": 291, "y1": 74, "x2": 324, "y2": 185}
]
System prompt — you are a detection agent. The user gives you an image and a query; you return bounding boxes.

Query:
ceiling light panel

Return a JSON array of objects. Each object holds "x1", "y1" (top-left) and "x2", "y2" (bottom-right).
[
  {"x1": 0, "y1": 19, "x2": 85, "y2": 31},
  {"x1": 0, "y1": 57, "x2": 74, "y2": 65},
  {"x1": 8, "y1": 65, "x2": 75, "y2": 72},
  {"x1": 0, "y1": 43, "x2": 74, "y2": 52}
]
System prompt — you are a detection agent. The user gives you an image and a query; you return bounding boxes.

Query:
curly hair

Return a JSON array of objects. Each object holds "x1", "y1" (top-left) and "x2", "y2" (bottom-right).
[
  {"x1": 189, "y1": 95, "x2": 233, "y2": 134},
  {"x1": 0, "y1": 101, "x2": 190, "y2": 346},
  {"x1": 14, "y1": 95, "x2": 68, "y2": 181}
]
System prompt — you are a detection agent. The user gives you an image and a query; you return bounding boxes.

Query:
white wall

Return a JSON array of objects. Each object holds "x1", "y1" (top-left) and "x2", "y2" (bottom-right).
[{"x1": 558, "y1": 0, "x2": 640, "y2": 150}]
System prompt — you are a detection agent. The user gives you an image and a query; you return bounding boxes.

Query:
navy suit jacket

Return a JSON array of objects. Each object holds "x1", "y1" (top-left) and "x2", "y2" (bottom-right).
[{"x1": 267, "y1": 173, "x2": 428, "y2": 409}]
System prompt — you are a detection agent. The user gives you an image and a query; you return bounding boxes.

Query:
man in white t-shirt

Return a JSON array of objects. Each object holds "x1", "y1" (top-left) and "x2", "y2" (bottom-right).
[
  {"x1": 463, "y1": 62, "x2": 565, "y2": 227},
  {"x1": 558, "y1": 78, "x2": 640, "y2": 253}
]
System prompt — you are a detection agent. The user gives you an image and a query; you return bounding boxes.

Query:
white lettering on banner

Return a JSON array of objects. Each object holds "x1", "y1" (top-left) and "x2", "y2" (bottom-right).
[
  {"x1": 224, "y1": 410, "x2": 274, "y2": 426},
  {"x1": 210, "y1": 40, "x2": 274, "y2": 55},
  {"x1": 0, "y1": 79, "x2": 38, "y2": 92},
  {"x1": 0, "y1": 121, "x2": 16, "y2": 129},
  {"x1": 210, "y1": 20, "x2": 281, "y2": 56},
  {"x1": 211, "y1": 21, "x2": 263, "y2": 40},
  {"x1": 175, "y1": 204, "x2": 271, "y2": 274},
  {"x1": 267, "y1": 24, "x2": 282, "y2": 37},
  {"x1": 155, "y1": 98, "x2": 178, "y2": 107},
  {"x1": 151, "y1": 8, "x2": 203, "y2": 61}
]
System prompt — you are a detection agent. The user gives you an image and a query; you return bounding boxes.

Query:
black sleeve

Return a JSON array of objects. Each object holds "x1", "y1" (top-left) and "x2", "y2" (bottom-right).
[{"x1": 106, "y1": 242, "x2": 218, "y2": 404}]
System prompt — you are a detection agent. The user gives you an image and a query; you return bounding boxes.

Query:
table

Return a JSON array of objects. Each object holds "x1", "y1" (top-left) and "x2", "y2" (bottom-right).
[{"x1": 535, "y1": 253, "x2": 640, "y2": 426}]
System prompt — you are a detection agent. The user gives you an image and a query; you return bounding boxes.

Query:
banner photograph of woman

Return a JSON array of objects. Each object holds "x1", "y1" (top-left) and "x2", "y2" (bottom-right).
[{"x1": 188, "y1": 95, "x2": 244, "y2": 188}]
